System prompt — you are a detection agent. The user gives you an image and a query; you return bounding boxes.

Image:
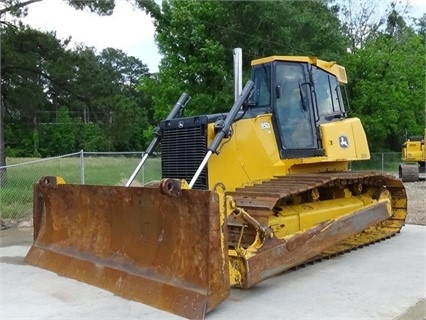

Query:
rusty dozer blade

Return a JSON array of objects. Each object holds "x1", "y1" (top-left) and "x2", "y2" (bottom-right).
[{"x1": 25, "y1": 177, "x2": 230, "y2": 319}]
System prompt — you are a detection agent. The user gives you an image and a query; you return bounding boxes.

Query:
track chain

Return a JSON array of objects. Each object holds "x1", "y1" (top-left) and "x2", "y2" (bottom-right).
[{"x1": 227, "y1": 171, "x2": 407, "y2": 261}]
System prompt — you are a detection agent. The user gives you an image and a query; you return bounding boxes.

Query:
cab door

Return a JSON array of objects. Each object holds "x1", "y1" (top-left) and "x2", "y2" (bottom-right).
[{"x1": 274, "y1": 62, "x2": 318, "y2": 157}]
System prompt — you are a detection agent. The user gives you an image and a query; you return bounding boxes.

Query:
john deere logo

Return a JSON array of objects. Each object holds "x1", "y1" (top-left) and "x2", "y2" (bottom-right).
[{"x1": 339, "y1": 135, "x2": 349, "y2": 148}]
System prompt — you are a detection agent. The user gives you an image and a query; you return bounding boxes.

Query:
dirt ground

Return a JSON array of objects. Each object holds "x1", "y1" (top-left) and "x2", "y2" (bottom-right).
[{"x1": 404, "y1": 180, "x2": 426, "y2": 225}]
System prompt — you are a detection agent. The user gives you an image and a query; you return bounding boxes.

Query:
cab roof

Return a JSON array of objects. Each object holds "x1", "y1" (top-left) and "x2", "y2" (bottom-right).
[{"x1": 251, "y1": 56, "x2": 347, "y2": 84}]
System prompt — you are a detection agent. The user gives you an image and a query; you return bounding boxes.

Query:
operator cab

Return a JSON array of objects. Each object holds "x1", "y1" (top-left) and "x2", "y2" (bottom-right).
[{"x1": 250, "y1": 56, "x2": 348, "y2": 158}]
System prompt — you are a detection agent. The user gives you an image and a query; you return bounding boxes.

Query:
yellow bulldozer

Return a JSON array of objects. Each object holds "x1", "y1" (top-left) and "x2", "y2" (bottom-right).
[
  {"x1": 399, "y1": 129, "x2": 425, "y2": 182},
  {"x1": 25, "y1": 54, "x2": 407, "y2": 319}
]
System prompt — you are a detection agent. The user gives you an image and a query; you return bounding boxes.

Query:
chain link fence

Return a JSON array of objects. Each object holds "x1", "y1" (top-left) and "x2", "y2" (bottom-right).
[
  {"x1": 0, "y1": 151, "x2": 401, "y2": 227},
  {"x1": 0, "y1": 150, "x2": 161, "y2": 227},
  {"x1": 349, "y1": 152, "x2": 401, "y2": 175}
]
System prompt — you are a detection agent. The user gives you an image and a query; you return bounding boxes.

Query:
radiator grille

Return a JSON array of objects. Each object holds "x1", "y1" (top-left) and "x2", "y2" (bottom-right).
[{"x1": 161, "y1": 124, "x2": 208, "y2": 189}]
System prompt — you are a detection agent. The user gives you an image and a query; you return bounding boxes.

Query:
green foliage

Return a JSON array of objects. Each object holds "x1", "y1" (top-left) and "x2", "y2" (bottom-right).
[
  {"x1": 80, "y1": 123, "x2": 111, "y2": 151},
  {"x1": 139, "y1": 0, "x2": 348, "y2": 121},
  {"x1": 343, "y1": 10, "x2": 425, "y2": 152},
  {"x1": 38, "y1": 106, "x2": 80, "y2": 156},
  {"x1": 414, "y1": 13, "x2": 426, "y2": 36},
  {"x1": 0, "y1": 0, "x2": 117, "y2": 19},
  {"x1": 66, "y1": 0, "x2": 116, "y2": 15},
  {"x1": 1, "y1": 24, "x2": 154, "y2": 157},
  {"x1": 0, "y1": 0, "x2": 152, "y2": 171}
]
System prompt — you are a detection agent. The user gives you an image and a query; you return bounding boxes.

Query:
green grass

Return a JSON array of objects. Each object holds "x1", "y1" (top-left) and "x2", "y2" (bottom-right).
[
  {"x1": 81, "y1": 156, "x2": 161, "y2": 185},
  {"x1": 0, "y1": 156, "x2": 161, "y2": 220}
]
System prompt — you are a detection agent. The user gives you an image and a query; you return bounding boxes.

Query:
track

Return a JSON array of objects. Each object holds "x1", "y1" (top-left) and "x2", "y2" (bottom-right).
[{"x1": 227, "y1": 171, "x2": 407, "y2": 258}]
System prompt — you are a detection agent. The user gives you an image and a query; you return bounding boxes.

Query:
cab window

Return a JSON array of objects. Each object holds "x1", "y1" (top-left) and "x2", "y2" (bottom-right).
[
  {"x1": 313, "y1": 68, "x2": 342, "y2": 116},
  {"x1": 275, "y1": 62, "x2": 315, "y2": 149},
  {"x1": 251, "y1": 65, "x2": 271, "y2": 107}
]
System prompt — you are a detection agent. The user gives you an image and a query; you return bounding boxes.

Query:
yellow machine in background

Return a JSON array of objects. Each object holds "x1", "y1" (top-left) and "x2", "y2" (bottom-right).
[
  {"x1": 25, "y1": 55, "x2": 407, "y2": 319},
  {"x1": 399, "y1": 129, "x2": 425, "y2": 181}
]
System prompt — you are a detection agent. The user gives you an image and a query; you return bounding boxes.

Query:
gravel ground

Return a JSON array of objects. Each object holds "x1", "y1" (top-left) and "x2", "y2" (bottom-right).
[{"x1": 404, "y1": 180, "x2": 426, "y2": 225}]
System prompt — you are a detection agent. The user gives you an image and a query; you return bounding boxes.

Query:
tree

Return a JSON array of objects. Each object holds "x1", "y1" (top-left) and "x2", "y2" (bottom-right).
[
  {"x1": 1, "y1": 25, "x2": 75, "y2": 156},
  {"x1": 0, "y1": 0, "x2": 116, "y2": 20},
  {"x1": 38, "y1": 106, "x2": 79, "y2": 155},
  {"x1": 0, "y1": 0, "x2": 153, "y2": 183},
  {"x1": 0, "y1": 0, "x2": 122, "y2": 180},
  {"x1": 413, "y1": 13, "x2": 426, "y2": 36},
  {"x1": 61, "y1": 46, "x2": 152, "y2": 152},
  {"x1": 1, "y1": 0, "x2": 155, "y2": 172},
  {"x1": 335, "y1": 0, "x2": 415, "y2": 52},
  {"x1": 1, "y1": 24, "x2": 152, "y2": 158},
  {"x1": 343, "y1": 9, "x2": 425, "y2": 151},
  {"x1": 138, "y1": 0, "x2": 349, "y2": 121}
]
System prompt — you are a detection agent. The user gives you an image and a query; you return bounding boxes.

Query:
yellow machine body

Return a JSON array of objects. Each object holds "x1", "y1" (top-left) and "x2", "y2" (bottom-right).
[
  {"x1": 25, "y1": 56, "x2": 407, "y2": 319},
  {"x1": 207, "y1": 115, "x2": 370, "y2": 191},
  {"x1": 399, "y1": 128, "x2": 425, "y2": 181}
]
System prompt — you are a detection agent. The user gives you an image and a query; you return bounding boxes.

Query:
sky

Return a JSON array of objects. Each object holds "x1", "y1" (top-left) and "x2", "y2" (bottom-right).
[
  {"x1": 21, "y1": 0, "x2": 161, "y2": 72},
  {"x1": 17, "y1": 0, "x2": 426, "y2": 74}
]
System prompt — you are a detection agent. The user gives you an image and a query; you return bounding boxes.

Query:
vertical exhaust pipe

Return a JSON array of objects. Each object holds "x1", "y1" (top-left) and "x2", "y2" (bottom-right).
[
  {"x1": 233, "y1": 48, "x2": 242, "y2": 102},
  {"x1": 189, "y1": 48, "x2": 249, "y2": 189}
]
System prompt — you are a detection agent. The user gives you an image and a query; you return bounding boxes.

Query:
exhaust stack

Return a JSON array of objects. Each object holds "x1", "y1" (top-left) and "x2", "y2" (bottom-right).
[{"x1": 233, "y1": 48, "x2": 242, "y2": 102}]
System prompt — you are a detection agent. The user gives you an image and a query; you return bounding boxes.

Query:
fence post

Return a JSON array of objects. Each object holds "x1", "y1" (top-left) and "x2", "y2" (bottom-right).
[
  {"x1": 80, "y1": 149, "x2": 85, "y2": 184},
  {"x1": 142, "y1": 152, "x2": 145, "y2": 186},
  {"x1": 381, "y1": 153, "x2": 384, "y2": 172}
]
